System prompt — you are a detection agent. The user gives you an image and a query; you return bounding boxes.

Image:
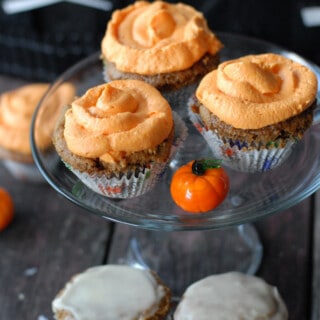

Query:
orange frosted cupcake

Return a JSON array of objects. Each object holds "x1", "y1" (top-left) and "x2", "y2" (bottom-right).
[
  {"x1": 52, "y1": 265, "x2": 171, "y2": 320},
  {"x1": 189, "y1": 53, "x2": 318, "y2": 172},
  {"x1": 101, "y1": 1, "x2": 222, "y2": 110},
  {"x1": 0, "y1": 83, "x2": 74, "y2": 182},
  {"x1": 53, "y1": 79, "x2": 187, "y2": 198}
]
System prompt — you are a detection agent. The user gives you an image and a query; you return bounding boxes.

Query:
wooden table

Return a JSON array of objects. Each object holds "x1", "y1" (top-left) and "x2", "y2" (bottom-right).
[{"x1": 0, "y1": 74, "x2": 319, "y2": 319}]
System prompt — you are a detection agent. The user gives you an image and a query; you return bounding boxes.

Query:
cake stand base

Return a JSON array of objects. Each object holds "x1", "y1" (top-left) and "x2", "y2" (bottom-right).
[{"x1": 107, "y1": 223, "x2": 263, "y2": 298}]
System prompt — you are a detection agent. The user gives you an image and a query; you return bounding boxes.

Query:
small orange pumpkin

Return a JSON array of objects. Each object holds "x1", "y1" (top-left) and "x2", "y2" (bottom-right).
[
  {"x1": 170, "y1": 159, "x2": 230, "y2": 213},
  {"x1": 0, "y1": 187, "x2": 14, "y2": 231}
]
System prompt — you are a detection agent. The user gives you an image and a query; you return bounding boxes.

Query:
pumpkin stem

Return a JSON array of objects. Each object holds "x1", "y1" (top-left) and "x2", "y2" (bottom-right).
[{"x1": 192, "y1": 159, "x2": 222, "y2": 176}]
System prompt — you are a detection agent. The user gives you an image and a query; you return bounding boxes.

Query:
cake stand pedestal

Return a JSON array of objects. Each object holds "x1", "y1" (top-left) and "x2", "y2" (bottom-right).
[{"x1": 107, "y1": 224, "x2": 262, "y2": 297}]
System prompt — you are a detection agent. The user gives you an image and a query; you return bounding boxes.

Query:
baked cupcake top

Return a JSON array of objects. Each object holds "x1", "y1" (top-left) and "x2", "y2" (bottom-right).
[
  {"x1": 64, "y1": 80, "x2": 173, "y2": 164},
  {"x1": 196, "y1": 53, "x2": 318, "y2": 129},
  {"x1": 174, "y1": 272, "x2": 288, "y2": 320},
  {"x1": 52, "y1": 265, "x2": 170, "y2": 320},
  {"x1": 0, "y1": 83, "x2": 75, "y2": 157},
  {"x1": 0, "y1": 83, "x2": 49, "y2": 155},
  {"x1": 101, "y1": 1, "x2": 222, "y2": 75}
]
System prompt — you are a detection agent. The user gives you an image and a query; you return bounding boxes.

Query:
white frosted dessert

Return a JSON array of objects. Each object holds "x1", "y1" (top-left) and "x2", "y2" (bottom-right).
[
  {"x1": 52, "y1": 265, "x2": 171, "y2": 320},
  {"x1": 174, "y1": 272, "x2": 288, "y2": 320}
]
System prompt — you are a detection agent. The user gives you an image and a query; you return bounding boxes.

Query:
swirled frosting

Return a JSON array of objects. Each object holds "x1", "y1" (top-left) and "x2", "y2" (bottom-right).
[
  {"x1": 0, "y1": 84, "x2": 49, "y2": 155},
  {"x1": 0, "y1": 83, "x2": 74, "y2": 156},
  {"x1": 101, "y1": 1, "x2": 222, "y2": 75},
  {"x1": 64, "y1": 80, "x2": 173, "y2": 163},
  {"x1": 196, "y1": 53, "x2": 318, "y2": 129}
]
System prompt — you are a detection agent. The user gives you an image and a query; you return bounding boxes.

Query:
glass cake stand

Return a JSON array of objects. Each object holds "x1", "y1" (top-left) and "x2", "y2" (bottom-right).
[{"x1": 31, "y1": 33, "x2": 320, "y2": 296}]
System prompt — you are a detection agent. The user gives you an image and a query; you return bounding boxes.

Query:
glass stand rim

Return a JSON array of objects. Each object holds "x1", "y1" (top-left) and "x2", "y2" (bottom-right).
[{"x1": 31, "y1": 33, "x2": 320, "y2": 231}]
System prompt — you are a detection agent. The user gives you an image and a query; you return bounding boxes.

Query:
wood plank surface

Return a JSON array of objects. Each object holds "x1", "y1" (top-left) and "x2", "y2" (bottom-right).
[
  {"x1": 312, "y1": 191, "x2": 320, "y2": 320},
  {"x1": 0, "y1": 165, "x2": 111, "y2": 320},
  {"x1": 0, "y1": 165, "x2": 314, "y2": 320},
  {"x1": 256, "y1": 197, "x2": 313, "y2": 320}
]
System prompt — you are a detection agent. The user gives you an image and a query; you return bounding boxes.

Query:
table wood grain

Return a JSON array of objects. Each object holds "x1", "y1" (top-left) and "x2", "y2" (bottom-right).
[
  {"x1": 0, "y1": 161, "x2": 316, "y2": 320},
  {"x1": 0, "y1": 165, "x2": 111, "y2": 319},
  {"x1": 312, "y1": 191, "x2": 320, "y2": 320}
]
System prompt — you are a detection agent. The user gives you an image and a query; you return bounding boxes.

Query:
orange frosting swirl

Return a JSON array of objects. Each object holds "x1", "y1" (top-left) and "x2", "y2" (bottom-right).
[
  {"x1": 64, "y1": 80, "x2": 173, "y2": 163},
  {"x1": 196, "y1": 53, "x2": 318, "y2": 129},
  {"x1": 0, "y1": 84, "x2": 55, "y2": 155},
  {"x1": 0, "y1": 83, "x2": 75, "y2": 156},
  {"x1": 101, "y1": 1, "x2": 222, "y2": 75}
]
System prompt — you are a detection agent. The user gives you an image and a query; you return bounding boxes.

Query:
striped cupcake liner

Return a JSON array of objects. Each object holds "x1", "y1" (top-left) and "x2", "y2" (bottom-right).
[
  {"x1": 69, "y1": 162, "x2": 166, "y2": 198},
  {"x1": 188, "y1": 106, "x2": 296, "y2": 173}
]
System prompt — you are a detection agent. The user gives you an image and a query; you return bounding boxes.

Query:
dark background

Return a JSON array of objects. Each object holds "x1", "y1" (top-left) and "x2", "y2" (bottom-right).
[{"x1": 0, "y1": 0, "x2": 319, "y2": 81}]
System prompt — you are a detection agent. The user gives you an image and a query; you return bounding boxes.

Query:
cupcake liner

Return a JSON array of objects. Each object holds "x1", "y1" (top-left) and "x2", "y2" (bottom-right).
[
  {"x1": 68, "y1": 162, "x2": 166, "y2": 198},
  {"x1": 66, "y1": 111, "x2": 187, "y2": 198},
  {"x1": 2, "y1": 159, "x2": 45, "y2": 183},
  {"x1": 188, "y1": 106, "x2": 296, "y2": 173}
]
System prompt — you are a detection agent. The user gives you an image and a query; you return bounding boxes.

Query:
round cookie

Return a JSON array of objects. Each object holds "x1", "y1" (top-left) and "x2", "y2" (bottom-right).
[
  {"x1": 52, "y1": 265, "x2": 171, "y2": 320},
  {"x1": 174, "y1": 272, "x2": 288, "y2": 320}
]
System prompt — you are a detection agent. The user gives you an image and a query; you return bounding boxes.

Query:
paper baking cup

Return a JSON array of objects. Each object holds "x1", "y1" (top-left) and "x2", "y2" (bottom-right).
[
  {"x1": 2, "y1": 159, "x2": 45, "y2": 183},
  {"x1": 69, "y1": 162, "x2": 167, "y2": 198},
  {"x1": 66, "y1": 112, "x2": 187, "y2": 198},
  {"x1": 188, "y1": 107, "x2": 296, "y2": 173}
]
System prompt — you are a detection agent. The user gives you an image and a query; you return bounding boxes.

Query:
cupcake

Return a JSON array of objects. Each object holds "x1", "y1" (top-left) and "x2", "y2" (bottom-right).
[
  {"x1": 189, "y1": 53, "x2": 318, "y2": 172},
  {"x1": 0, "y1": 83, "x2": 74, "y2": 182},
  {"x1": 174, "y1": 272, "x2": 288, "y2": 320},
  {"x1": 52, "y1": 265, "x2": 171, "y2": 320},
  {"x1": 101, "y1": 1, "x2": 222, "y2": 111},
  {"x1": 52, "y1": 79, "x2": 186, "y2": 198}
]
